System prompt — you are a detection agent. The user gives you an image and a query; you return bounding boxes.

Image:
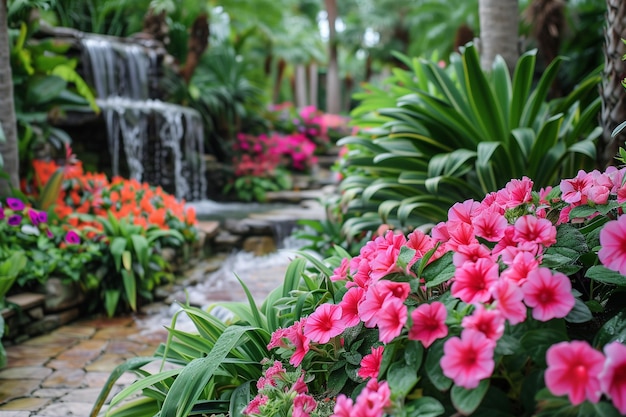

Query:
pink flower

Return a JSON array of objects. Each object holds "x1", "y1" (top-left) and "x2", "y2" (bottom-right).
[
  {"x1": 358, "y1": 283, "x2": 392, "y2": 327},
  {"x1": 65, "y1": 230, "x2": 81, "y2": 244},
  {"x1": 461, "y1": 304, "x2": 505, "y2": 344},
  {"x1": 331, "y1": 258, "x2": 350, "y2": 281},
  {"x1": 522, "y1": 267, "x2": 575, "y2": 321},
  {"x1": 497, "y1": 176, "x2": 534, "y2": 208},
  {"x1": 491, "y1": 279, "x2": 527, "y2": 325},
  {"x1": 513, "y1": 215, "x2": 557, "y2": 248},
  {"x1": 358, "y1": 346, "x2": 384, "y2": 380},
  {"x1": 441, "y1": 329, "x2": 495, "y2": 389},
  {"x1": 339, "y1": 287, "x2": 365, "y2": 328},
  {"x1": 243, "y1": 394, "x2": 269, "y2": 415},
  {"x1": 446, "y1": 222, "x2": 479, "y2": 251},
  {"x1": 293, "y1": 393, "x2": 316, "y2": 417},
  {"x1": 451, "y1": 258, "x2": 499, "y2": 304},
  {"x1": 352, "y1": 379, "x2": 391, "y2": 416},
  {"x1": 286, "y1": 319, "x2": 310, "y2": 367},
  {"x1": 472, "y1": 211, "x2": 508, "y2": 242},
  {"x1": 560, "y1": 170, "x2": 592, "y2": 204},
  {"x1": 600, "y1": 342, "x2": 626, "y2": 413},
  {"x1": 598, "y1": 216, "x2": 626, "y2": 275},
  {"x1": 292, "y1": 373, "x2": 309, "y2": 394},
  {"x1": 377, "y1": 297, "x2": 407, "y2": 344},
  {"x1": 406, "y1": 229, "x2": 436, "y2": 258},
  {"x1": 500, "y1": 251, "x2": 539, "y2": 285},
  {"x1": 447, "y1": 199, "x2": 480, "y2": 226},
  {"x1": 545, "y1": 341, "x2": 605, "y2": 405},
  {"x1": 408, "y1": 302, "x2": 448, "y2": 348},
  {"x1": 267, "y1": 327, "x2": 290, "y2": 350},
  {"x1": 331, "y1": 395, "x2": 353, "y2": 417},
  {"x1": 452, "y1": 243, "x2": 492, "y2": 267},
  {"x1": 304, "y1": 304, "x2": 344, "y2": 344}
]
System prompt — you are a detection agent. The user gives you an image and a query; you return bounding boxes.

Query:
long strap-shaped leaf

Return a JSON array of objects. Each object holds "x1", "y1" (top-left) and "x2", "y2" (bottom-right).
[{"x1": 160, "y1": 325, "x2": 257, "y2": 417}]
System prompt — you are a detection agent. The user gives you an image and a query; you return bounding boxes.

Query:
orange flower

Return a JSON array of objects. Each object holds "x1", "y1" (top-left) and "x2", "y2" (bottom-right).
[
  {"x1": 185, "y1": 207, "x2": 197, "y2": 225},
  {"x1": 148, "y1": 208, "x2": 166, "y2": 227}
]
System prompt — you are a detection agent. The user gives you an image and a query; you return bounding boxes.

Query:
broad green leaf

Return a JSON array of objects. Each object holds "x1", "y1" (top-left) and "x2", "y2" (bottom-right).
[
  {"x1": 122, "y1": 250, "x2": 132, "y2": 271},
  {"x1": 130, "y1": 235, "x2": 149, "y2": 271},
  {"x1": 510, "y1": 50, "x2": 537, "y2": 128},
  {"x1": 104, "y1": 289, "x2": 121, "y2": 318},
  {"x1": 451, "y1": 380, "x2": 489, "y2": 415},
  {"x1": 594, "y1": 309, "x2": 626, "y2": 348},
  {"x1": 121, "y1": 269, "x2": 137, "y2": 311},
  {"x1": 564, "y1": 298, "x2": 592, "y2": 323},
  {"x1": 422, "y1": 252, "x2": 455, "y2": 288},
  {"x1": 585, "y1": 266, "x2": 626, "y2": 286},
  {"x1": 406, "y1": 396, "x2": 445, "y2": 417},
  {"x1": 37, "y1": 168, "x2": 64, "y2": 210},
  {"x1": 25, "y1": 75, "x2": 67, "y2": 105},
  {"x1": 425, "y1": 338, "x2": 452, "y2": 391},
  {"x1": 51, "y1": 65, "x2": 99, "y2": 112}
]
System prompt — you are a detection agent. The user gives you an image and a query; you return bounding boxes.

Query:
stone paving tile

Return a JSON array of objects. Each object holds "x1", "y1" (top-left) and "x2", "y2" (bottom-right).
[
  {"x1": 92, "y1": 326, "x2": 140, "y2": 340},
  {"x1": 83, "y1": 371, "x2": 136, "y2": 388},
  {"x1": 0, "y1": 398, "x2": 50, "y2": 411},
  {"x1": 59, "y1": 387, "x2": 102, "y2": 403},
  {"x1": 84, "y1": 353, "x2": 128, "y2": 373},
  {"x1": 41, "y1": 369, "x2": 85, "y2": 389},
  {"x1": 35, "y1": 401, "x2": 93, "y2": 416},
  {"x1": 54, "y1": 339, "x2": 108, "y2": 363},
  {"x1": 53, "y1": 325, "x2": 96, "y2": 339},
  {"x1": 79, "y1": 316, "x2": 134, "y2": 329},
  {"x1": 21, "y1": 334, "x2": 77, "y2": 348},
  {"x1": 127, "y1": 328, "x2": 168, "y2": 345},
  {"x1": 4, "y1": 356, "x2": 48, "y2": 368},
  {"x1": 104, "y1": 339, "x2": 144, "y2": 355},
  {"x1": 6, "y1": 345, "x2": 66, "y2": 360},
  {"x1": 0, "y1": 380, "x2": 41, "y2": 403},
  {"x1": 0, "y1": 367, "x2": 53, "y2": 380},
  {"x1": 30, "y1": 389, "x2": 68, "y2": 399},
  {"x1": 0, "y1": 411, "x2": 31, "y2": 417},
  {"x1": 46, "y1": 358, "x2": 87, "y2": 371}
]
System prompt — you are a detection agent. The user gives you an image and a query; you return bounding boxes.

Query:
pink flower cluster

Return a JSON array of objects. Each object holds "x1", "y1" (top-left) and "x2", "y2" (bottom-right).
[
  {"x1": 243, "y1": 360, "x2": 315, "y2": 416},
  {"x1": 331, "y1": 379, "x2": 391, "y2": 417},
  {"x1": 546, "y1": 340, "x2": 626, "y2": 413},
  {"x1": 262, "y1": 167, "x2": 626, "y2": 412}
]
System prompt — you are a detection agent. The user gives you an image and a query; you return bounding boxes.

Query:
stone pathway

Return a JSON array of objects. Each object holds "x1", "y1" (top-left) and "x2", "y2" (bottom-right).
[{"x1": 0, "y1": 244, "x2": 296, "y2": 417}]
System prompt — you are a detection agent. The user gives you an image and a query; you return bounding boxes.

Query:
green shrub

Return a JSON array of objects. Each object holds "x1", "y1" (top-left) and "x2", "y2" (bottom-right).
[{"x1": 337, "y1": 44, "x2": 601, "y2": 238}]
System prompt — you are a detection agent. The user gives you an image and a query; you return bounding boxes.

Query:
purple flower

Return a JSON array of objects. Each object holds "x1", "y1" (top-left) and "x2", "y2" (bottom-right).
[
  {"x1": 37, "y1": 211, "x2": 48, "y2": 224},
  {"x1": 46, "y1": 229, "x2": 54, "y2": 239},
  {"x1": 65, "y1": 230, "x2": 81, "y2": 245},
  {"x1": 7, "y1": 215, "x2": 22, "y2": 226},
  {"x1": 0, "y1": 205, "x2": 4, "y2": 220},
  {"x1": 6, "y1": 198, "x2": 25, "y2": 211},
  {"x1": 28, "y1": 209, "x2": 40, "y2": 226}
]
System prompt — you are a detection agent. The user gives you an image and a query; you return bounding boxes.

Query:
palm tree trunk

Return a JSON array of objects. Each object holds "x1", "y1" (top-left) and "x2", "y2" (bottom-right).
[
  {"x1": 479, "y1": 0, "x2": 520, "y2": 72},
  {"x1": 0, "y1": 0, "x2": 19, "y2": 195},
  {"x1": 599, "y1": 0, "x2": 626, "y2": 168},
  {"x1": 324, "y1": 0, "x2": 341, "y2": 114}
]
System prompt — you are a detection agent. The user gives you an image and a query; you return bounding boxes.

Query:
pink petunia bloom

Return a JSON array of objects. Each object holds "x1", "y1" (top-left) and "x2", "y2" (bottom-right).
[
  {"x1": 451, "y1": 258, "x2": 499, "y2": 304},
  {"x1": 491, "y1": 279, "x2": 527, "y2": 325},
  {"x1": 446, "y1": 222, "x2": 479, "y2": 252},
  {"x1": 339, "y1": 286, "x2": 365, "y2": 328},
  {"x1": 431, "y1": 221, "x2": 450, "y2": 244},
  {"x1": 370, "y1": 232, "x2": 407, "y2": 280},
  {"x1": 264, "y1": 360, "x2": 286, "y2": 381},
  {"x1": 292, "y1": 373, "x2": 309, "y2": 394},
  {"x1": 448, "y1": 200, "x2": 480, "y2": 226},
  {"x1": 352, "y1": 379, "x2": 392, "y2": 417},
  {"x1": 406, "y1": 229, "x2": 436, "y2": 258},
  {"x1": 496, "y1": 176, "x2": 534, "y2": 209},
  {"x1": 472, "y1": 210, "x2": 508, "y2": 242},
  {"x1": 293, "y1": 393, "x2": 317, "y2": 417},
  {"x1": 513, "y1": 215, "x2": 557, "y2": 248},
  {"x1": 350, "y1": 257, "x2": 373, "y2": 290},
  {"x1": 560, "y1": 170, "x2": 592, "y2": 204},
  {"x1": 408, "y1": 302, "x2": 448, "y2": 348},
  {"x1": 461, "y1": 304, "x2": 505, "y2": 344},
  {"x1": 441, "y1": 329, "x2": 495, "y2": 389},
  {"x1": 600, "y1": 342, "x2": 626, "y2": 414},
  {"x1": 377, "y1": 297, "x2": 408, "y2": 344},
  {"x1": 522, "y1": 268, "x2": 575, "y2": 321},
  {"x1": 286, "y1": 319, "x2": 310, "y2": 367},
  {"x1": 331, "y1": 258, "x2": 350, "y2": 281},
  {"x1": 358, "y1": 346, "x2": 385, "y2": 380},
  {"x1": 500, "y1": 251, "x2": 539, "y2": 285},
  {"x1": 491, "y1": 226, "x2": 517, "y2": 257},
  {"x1": 452, "y1": 243, "x2": 492, "y2": 267},
  {"x1": 331, "y1": 395, "x2": 354, "y2": 417},
  {"x1": 545, "y1": 340, "x2": 605, "y2": 405},
  {"x1": 242, "y1": 394, "x2": 269, "y2": 415},
  {"x1": 304, "y1": 304, "x2": 344, "y2": 344},
  {"x1": 267, "y1": 327, "x2": 290, "y2": 350},
  {"x1": 376, "y1": 280, "x2": 411, "y2": 302},
  {"x1": 359, "y1": 281, "x2": 403, "y2": 327},
  {"x1": 598, "y1": 216, "x2": 626, "y2": 275}
]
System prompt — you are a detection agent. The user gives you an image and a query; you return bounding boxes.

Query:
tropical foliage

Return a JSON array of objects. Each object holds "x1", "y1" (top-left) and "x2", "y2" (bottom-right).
[
  {"x1": 90, "y1": 256, "x2": 333, "y2": 417},
  {"x1": 336, "y1": 44, "x2": 601, "y2": 238},
  {"x1": 246, "y1": 166, "x2": 626, "y2": 416}
]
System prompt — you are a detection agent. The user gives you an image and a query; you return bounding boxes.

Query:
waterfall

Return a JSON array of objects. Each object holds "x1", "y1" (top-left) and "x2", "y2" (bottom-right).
[{"x1": 80, "y1": 35, "x2": 206, "y2": 201}]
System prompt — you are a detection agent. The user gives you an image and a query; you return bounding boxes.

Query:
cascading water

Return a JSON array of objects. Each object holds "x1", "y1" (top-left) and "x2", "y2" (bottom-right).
[{"x1": 80, "y1": 35, "x2": 206, "y2": 200}]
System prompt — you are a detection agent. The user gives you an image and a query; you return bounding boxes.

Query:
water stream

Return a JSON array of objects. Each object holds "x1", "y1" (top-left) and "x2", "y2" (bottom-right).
[{"x1": 80, "y1": 35, "x2": 206, "y2": 200}]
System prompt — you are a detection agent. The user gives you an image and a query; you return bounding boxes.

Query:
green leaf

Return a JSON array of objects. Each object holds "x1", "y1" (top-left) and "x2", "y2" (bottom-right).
[
  {"x1": 594, "y1": 309, "x2": 626, "y2": 348},
  {"x1": 564, "y1": 298, "x2": 592, "y2": 323},
  {"x1": 422, "y1": 252, "x2": 455, "y2": 288},
  {"x1": 130, "y1": 235, "x2": 149, "y2": 273},
  {"x1": 425, "y1": 338, "x2": 452, "y2": 391},
  {"x1": 110, "y1": 237, "x2": 127, "y2": 272},
  {"x1": 104, "y1": 289, "x2": 121, "y2": 318},
  {"x1": 51, "y1": 64, "x2": 99, "y2": 112},
  {"x1": 451, "y1": 379, "x2": 489, "y2": 415},
  {"x1": 396, "y1": 246, "x2": 416, "y2": 270},
  {"x1": 122, "y1": 250, "x2": 132, "y2": 271},
  {"x1": 25, "y1": 75, "x2": 67, "y2": 105},
  {"x1": 121, "y1": 269, "x2": 137, "y2": 311},
  {"x1": 406, "y1": 396, "x2": 445, "y2": 417},
  {"x1": 585, "y1": 265, "x2": 626, "y2": 286},
  {"x1": 160, "y1": 325, "x2": 258, "y2": 417},
  {"x1": 387, "y1": 359, "x2": 419, "y2": 398},
  {"x1": 229, "y1": 381, "x2": 252, "y2": 417},
  {"x1": 37, "y1": 168, "x2": 64, "y2": 210},
  {"x1": 520, "y1": 327, "x2": 568, "y2": 367}
]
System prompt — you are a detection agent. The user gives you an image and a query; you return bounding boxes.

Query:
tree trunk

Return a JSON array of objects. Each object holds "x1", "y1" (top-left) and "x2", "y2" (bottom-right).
[
  {"x1": 478, "y1": 0, "x2": 520, "y2": 72},
  {"x1": 295, "y1": 64, "x2": 308, "y2": 109},
  {"x1": 0, "y1": 0, "x2": 19, "y2": 195},
  {"x1": 179, "y1": 13, "x2": 210, "y2": 84},
  {"x1": 324, "y1": 0, "x2": 341, "y2": 114},
  {"x1": 308, "y1": 63, "x2": 318, "y2": 108},
  {"x1": 598, "y1": 0, "x2": 626, "y2": 168}
]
